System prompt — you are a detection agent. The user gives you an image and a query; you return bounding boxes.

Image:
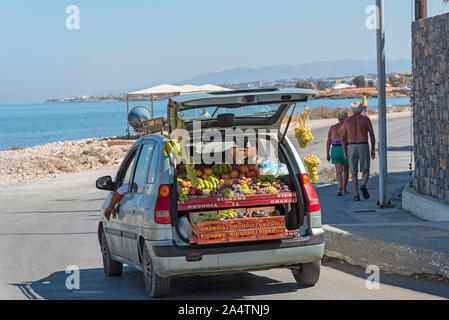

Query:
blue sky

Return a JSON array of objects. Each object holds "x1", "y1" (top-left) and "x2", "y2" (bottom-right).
[{"x1": 1, "y1": 0, "x2": 448, "y2": 104}]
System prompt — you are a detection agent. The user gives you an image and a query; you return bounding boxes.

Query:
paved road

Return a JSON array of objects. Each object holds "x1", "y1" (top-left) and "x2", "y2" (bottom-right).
[{"x1": 1, "y1": 125, "x2": 448, "y2": 299}]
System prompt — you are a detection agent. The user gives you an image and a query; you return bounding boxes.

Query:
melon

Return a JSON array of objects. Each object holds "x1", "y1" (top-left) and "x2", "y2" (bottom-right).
[{"x1": 230, "y1": 170, "x2": 240, "y2": 179}]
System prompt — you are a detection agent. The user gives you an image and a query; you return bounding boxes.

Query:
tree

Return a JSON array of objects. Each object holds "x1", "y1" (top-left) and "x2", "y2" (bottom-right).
[
  {"x1": 351, "y1": 75, "x2": 366, "y2": 88},
  {"x1": 367, "y1": 80, "x2": 374, "y2": 87},
  {"x1": 316, "y1": 79, "x2": 328, "y2": 90},
  {"x1": 295, "y1": 80, "x2": 315, "y2": 90},
  {"x1": 387, "y1": 74, "x2": 403, "y2": 87}
]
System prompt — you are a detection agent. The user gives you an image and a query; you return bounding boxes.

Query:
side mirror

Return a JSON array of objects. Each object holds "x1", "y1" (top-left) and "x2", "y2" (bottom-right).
[{"x1": 96, "y1": 176, "x2": 115, "y2": 191}]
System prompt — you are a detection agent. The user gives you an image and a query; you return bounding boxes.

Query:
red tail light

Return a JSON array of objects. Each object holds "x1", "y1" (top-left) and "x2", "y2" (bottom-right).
[
  {"x1": 154, "y1": 184, "x2": 171, "y2": 224},
  {"x1": 300, "y1": 174, "x2": 321, "y2": 212}
]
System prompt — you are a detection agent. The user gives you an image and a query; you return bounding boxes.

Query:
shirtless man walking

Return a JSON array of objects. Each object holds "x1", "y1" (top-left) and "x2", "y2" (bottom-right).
[{"x1": 341, "y1": 102, "x2": 376, "y2": 201}]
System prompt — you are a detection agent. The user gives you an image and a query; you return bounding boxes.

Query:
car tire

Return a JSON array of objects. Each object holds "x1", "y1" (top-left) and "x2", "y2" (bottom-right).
[
  {"x1": 100, "y1": 230, "x2": 123, "y2": 276},
  {"x1": 292, "y1": 260, "x2": 321, "y2": 287},
  {"x1": 141, "y1": 243, "x2": 170, "y2": 298}
]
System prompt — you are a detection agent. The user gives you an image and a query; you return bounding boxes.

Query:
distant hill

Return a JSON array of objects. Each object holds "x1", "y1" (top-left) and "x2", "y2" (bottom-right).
[{"x1": 180, "y1": 59, "x2": 411, "y2": 85}]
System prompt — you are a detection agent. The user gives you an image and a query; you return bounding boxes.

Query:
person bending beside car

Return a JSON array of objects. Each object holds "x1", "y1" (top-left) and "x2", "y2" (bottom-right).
[{"x1": 104, "y1": 184, "x2": 129, "y2": 220}]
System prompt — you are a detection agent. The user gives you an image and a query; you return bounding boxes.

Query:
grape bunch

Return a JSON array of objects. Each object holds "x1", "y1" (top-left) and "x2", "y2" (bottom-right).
[
  {"x1": 185, "y1": 161, "x2": 199, "y2": 187},
  {"x1": 294, "y1": 106, "x2": 313, "y2": 149},
  {"x1": 295, "y1": 125, "x2": 313, "y2": 149},
  {"x1": 304, "y1": 154, "x2": 321, "y2": 183}
]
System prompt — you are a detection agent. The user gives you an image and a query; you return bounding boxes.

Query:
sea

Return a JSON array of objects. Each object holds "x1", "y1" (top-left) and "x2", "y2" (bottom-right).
[{"x1": 0, "y1": 96, "x2": 410, "y2": 151}]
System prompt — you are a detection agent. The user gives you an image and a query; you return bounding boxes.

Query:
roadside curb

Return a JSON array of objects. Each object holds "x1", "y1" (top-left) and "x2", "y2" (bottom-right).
[{"x1": 323, "y1": 224, "x2": 449, "y2": 279}]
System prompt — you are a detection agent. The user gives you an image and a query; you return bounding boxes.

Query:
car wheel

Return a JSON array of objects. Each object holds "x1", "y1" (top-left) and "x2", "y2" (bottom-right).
[
  {"x1": 100, "y1": 230, "x2": 123, "y2": 276},
  {"x1": 141, "y1": 243, "x2": 170, "y2": 298},
  {"x1": 292, "y1": 260, "x2": 321, "y2": 287}
]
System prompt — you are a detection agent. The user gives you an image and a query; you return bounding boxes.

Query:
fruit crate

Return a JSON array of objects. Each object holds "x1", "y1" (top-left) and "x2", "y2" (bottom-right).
[
  {"x1": 227, "y1": 229, "x2": 258, "y2": 242},
  {"x1": 226, "y1": 217, "x2": 258, "y2": 231},
  {"x1": 257, "y1": 227, "x2": 286, "y2": 240},
  {"x1": 256, "y1": 216, "x2": 285, "y2": 229},
  {"x1": 190, "y1": 220, "x2": 227, "y2": 235},
  {"x1": 190, "y1": 231, "x2": 227, "y2": 244}
]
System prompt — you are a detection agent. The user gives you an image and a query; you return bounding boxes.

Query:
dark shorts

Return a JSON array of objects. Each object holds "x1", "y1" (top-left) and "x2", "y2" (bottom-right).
[
  {"x1": 347, "y1": 144, "x2": 370, "y2": 174},
  {"x1": 330, "y1": 145, "x2": 348, "y2": 164}
]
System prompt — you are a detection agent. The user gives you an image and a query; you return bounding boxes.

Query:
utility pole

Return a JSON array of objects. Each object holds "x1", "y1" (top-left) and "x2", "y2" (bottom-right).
[
  {"x1": 415, "y1": 0, "x2": 427, "y2": 20},
  {"x1": 376, "y1": 0, "x2": 388, "y2": 207}
]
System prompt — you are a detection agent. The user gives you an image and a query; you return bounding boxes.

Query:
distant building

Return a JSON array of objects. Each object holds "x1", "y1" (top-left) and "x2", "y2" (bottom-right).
[{"x1": 332, "y1": 83, "x2": 355, "y2": 90}]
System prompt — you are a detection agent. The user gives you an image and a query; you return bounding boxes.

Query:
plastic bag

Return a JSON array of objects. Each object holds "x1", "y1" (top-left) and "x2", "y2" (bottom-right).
[
  {"x1": 179, "y1": 216, "x2": 194, "y2": 239},
  {"x1": 276, "y1": 163, "x2": 289, "y2": 176},
  {"x1": 258, "y1": 159, "x2": 289, "y2": 177}
]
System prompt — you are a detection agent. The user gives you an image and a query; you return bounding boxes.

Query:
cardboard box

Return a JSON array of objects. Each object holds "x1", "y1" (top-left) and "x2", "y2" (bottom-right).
[
  {"x1": 227, "y1": 229, "x2": 258, "y2": 242},
  {"x1": 226, "y1": 217, "x2": 258, "y2": 230},
  {"x1": 257, "y1": 226, "x2": 286, "y2": 240}
]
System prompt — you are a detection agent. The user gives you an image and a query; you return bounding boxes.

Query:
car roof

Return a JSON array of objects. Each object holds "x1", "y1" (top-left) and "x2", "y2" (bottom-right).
[{"x1": 169, "y1": 87, "x2": 317, "y2": 108}]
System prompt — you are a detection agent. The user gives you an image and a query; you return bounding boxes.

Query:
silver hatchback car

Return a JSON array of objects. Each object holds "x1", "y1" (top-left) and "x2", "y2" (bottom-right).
[{"x1": 96, "y1": 88, "x2": 324, "y2": 297}]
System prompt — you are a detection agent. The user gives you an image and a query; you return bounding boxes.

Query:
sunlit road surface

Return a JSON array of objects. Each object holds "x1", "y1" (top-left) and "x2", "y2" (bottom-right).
[{"x1": 1, "y1": 116, "x2": 448, "y2": 300}]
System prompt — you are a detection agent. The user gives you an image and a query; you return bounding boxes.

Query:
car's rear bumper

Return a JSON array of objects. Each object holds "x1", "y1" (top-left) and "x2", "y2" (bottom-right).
[{"x1": 148, "y1": 228, "x2": 324, "y2": 277}]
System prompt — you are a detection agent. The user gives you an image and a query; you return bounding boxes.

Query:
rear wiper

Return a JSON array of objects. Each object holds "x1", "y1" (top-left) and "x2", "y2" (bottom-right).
[
  {"x1": 281, "y1": 104, "x2": 296, "y2": 144},
  {"x1": 211, "y1": 107, "x2": 220, "y2": 117}
]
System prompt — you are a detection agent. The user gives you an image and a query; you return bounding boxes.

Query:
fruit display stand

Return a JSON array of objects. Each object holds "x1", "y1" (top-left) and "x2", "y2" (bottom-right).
[{"x1": 178, "y1": 192, "x2": 297, "y2": 211}]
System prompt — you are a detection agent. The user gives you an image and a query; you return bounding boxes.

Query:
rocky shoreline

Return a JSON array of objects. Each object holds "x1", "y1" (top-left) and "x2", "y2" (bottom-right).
[{"x1": 0, "y1": 137, "x2": 135, "y2": 188}]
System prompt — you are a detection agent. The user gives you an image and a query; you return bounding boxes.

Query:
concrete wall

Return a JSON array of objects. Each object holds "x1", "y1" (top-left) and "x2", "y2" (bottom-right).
[{"x1": 411, "y1": 13, "x2": 449, "y2": 204}]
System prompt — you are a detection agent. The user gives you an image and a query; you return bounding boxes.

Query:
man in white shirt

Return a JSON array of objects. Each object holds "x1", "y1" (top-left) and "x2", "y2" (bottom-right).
[
  {"x1": 104, "y1": 184, "x2": 128, "y2": 220},
  {"x1": 199, "y1": 108, "x2": 211, "y2": 119}
]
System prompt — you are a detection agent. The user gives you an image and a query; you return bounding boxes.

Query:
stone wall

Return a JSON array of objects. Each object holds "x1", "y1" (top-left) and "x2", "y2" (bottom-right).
[{"x1": 411, "y1": 13, "x2": 449, "y2": 203}]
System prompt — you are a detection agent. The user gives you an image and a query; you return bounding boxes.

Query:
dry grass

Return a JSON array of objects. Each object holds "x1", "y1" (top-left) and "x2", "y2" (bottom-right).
[{"x1": 315, "y1": 166, "x2": 337, "y2": 185}]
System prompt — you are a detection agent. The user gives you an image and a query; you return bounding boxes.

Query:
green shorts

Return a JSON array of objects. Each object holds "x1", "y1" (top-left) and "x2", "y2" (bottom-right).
[{"x1": 330, "y1": 145, "x2": 348, "y2": 164}]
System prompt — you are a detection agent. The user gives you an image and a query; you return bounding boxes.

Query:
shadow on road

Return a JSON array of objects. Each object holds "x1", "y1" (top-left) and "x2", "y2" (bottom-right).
[
  {"x1": 7, "y1": 209, "x2": 100, "y2": 214},
  {"x1": 10, "y1": 267, "x2": 300, "y2": 300},
  {"x1": 323, "y1": 258, "x2": 449, "y2": 299}
]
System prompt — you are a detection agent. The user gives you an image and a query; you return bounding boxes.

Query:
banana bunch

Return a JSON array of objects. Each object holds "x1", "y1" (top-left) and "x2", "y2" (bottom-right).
[
  {"x1": 162, "y1": 139, "x2": 182, "y2": 162},
  {"x1": 304, "y1": 154, "x2": 321, "y2": 183},
  {"x1": 176, "y1": 117, "x2": 186, "y2": 129},
  {"x1": 185, "y1": 162, "x2": 199, "y2": 187},
  {"x1": 294, "y1": 105, "x2": 313, "y2": 149},
  {"x1": 193, "y1": 212, "x2": 220, "y2": 223},
  {"x1": 212, "y1": 163, "x2": 232, "y2": 176},
  {"x1": 197, "y1": 176, "x2": 219, "y2": 190},
  {"x1": 219, "y1": 209, "x2": 238, "y2": 219}
]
